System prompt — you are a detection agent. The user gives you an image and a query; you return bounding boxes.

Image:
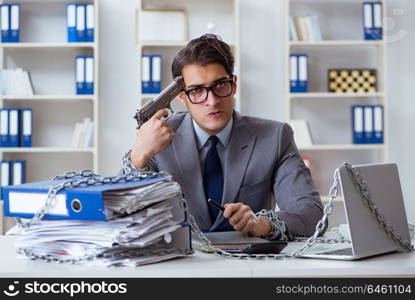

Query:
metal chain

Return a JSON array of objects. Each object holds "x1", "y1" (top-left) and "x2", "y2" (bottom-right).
[
  {"x1": 344, "y1": 163, "x2": 414, "y2": 252},
  {"x1": 16, "y1": 169, "x2": 194, "y2": 264}
]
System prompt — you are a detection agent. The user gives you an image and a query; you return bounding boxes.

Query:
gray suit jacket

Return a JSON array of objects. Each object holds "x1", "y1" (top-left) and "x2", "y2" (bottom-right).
[{"x1": 125, "y1": 110, "x2": 324, "y2": 238}]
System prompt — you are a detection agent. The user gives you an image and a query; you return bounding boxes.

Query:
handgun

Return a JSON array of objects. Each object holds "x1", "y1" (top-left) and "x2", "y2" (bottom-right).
[{"x1": 134, "y1": 76, "x2": 185, "y2": 128}]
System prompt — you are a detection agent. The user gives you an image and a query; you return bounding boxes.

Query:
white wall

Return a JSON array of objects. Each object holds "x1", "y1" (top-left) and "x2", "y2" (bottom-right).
[{"x1": 98, "y1": 0, "x2": 415, "y2": 222}]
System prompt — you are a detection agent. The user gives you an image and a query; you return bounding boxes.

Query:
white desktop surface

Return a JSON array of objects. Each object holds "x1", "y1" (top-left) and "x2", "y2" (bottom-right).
[{"x1": 1, "y1": 236, "x2": 414, "y2": 278}]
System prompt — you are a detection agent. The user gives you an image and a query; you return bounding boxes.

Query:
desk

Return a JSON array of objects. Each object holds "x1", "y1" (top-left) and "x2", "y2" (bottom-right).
[{"x1": 0, "y1": 236, "x2": 414, "y2": 278}]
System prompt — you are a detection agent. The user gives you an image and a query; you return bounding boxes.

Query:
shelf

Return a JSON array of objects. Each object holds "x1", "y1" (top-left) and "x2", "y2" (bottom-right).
[
  {"x1": 0, "y1": 95, "x2": 96, "y2": 101},
  {"x1": 298, "y1": 144, "x2": 385, "y2": 151},
  {"x1": 0, "y1": 148, "x2": 95, "y2": 153},
  {"x1": 0, "y1": 42, "x2": 96, "y2": 49},
  {"x1": 289, "y1": 40, "x2": 384, "y2": 47},
  {"x1": 289, "y1": 92, "x2": 384, "y2": 99},
  {"x1": 140, "y1": 41, "x2": 187, "y2": 47}
]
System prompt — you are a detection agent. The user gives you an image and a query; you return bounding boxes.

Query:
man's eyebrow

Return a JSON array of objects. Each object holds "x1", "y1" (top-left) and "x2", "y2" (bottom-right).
[{"x1": 186, "y1": 76, "x2": 230, "y2": 89}]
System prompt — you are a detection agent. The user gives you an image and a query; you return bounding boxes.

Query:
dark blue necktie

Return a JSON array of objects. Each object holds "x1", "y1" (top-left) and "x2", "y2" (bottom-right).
[{"x1": 203, "y1": 136, "x2": 224, "y2": 223}]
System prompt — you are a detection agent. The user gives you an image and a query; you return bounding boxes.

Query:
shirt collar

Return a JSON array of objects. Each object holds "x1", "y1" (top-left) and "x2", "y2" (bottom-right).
[{"x1": 193, "y1": 117, "x2": 233, "y2": 150}]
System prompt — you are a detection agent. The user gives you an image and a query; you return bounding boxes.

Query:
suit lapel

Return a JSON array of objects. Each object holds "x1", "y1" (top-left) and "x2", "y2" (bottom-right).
[
  {"x1": 172, "y1": 114, "x2": 212, "y2": 229},
  {"x1": 211, "y1": 111, "x2": 257, "y2": 230}
]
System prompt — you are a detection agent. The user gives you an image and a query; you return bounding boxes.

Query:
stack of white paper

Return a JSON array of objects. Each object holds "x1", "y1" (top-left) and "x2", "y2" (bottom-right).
[
  {"x1": 0, "y1": 69, "x2": 35, "y2": 96},
  {"x1": 13, "y1": 178, "x2": 192, "y2": 267}
]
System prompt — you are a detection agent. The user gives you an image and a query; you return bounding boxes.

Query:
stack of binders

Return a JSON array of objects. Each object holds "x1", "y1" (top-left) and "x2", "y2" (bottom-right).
[
  {"x1": 142, "y1": 54, "x2": 162, "y2": 94},
  {"x1": 75, "y1": 56, "x2": 94, "y2": 95},
  {"x1": 0, "y1": 108, "x2": 32, "y2": 147},
  {"x1": 290, "y1": 54, "x2": 308, "y2": 93},
  {"x1": 363, "y1": 2, "x2": 383, "y2": 40},
  {"x1": 0, "y1": 4, "x2": 20, "y2": 43},
  {"x1": 0, "y1": 160, "x2": 25, "y2": 193},
  {"x1": 352, "y1": 105, "x2": 384, "y2": 144},
  {"x1": 67, "y1": 3, "x2": 95, "y2": 42},
  {"x1": 2, "y1": 174, "x2": 192, "y2": 267}
]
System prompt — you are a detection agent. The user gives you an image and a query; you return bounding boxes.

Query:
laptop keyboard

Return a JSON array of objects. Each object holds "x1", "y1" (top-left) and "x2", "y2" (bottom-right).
[{"x1": 319, "y1": 248, "x2": 353, "y2": 256}]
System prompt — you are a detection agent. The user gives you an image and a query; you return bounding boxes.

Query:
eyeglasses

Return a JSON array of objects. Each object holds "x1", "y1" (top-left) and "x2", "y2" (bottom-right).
[{"x1": 184, "y1": 77, "x2": 234, "y2": 104}]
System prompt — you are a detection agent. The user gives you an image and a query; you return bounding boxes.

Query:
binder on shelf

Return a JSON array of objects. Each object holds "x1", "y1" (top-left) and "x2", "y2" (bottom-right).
[
  {"x1": 8, "y1": 108, "x2": 20, "y2": 147},
  {"x1": 290, "y1": 54, "x2": 308, "y2": 92},
  {"x1": 151, "y1": 55, "x2": 161, "y2": 93},
  {"x1": 75, "y1": 56, "x2": 86, "y2": 94},
  {"x1": 0, "y1": 160, "x2": 11, "y2": 190},
  {"x1": 75, "y1": 4, "x2": 86, "y2": 42},
  {"x1": 373, "y1": 105, "x2": 384, "y2": 143},
  {"x1": 141, "y1": 55, "x2": 151, "y2": 94},
  {"x1": 21, "y1": 108, "x2": 32, "y2": 147},
  {"x1": 67, "y1": 3, "x2": 77, "y2": 42},
  {"x1": 363, "y1": 2, "x2": 383, "y2": 40},
  {"x1": 85, "y1": 56, "x2": 94, "y2": 94},
  {"x1": 11, "y1": 160, "x2": 25, "y2": 186},
  {"x1": 289, "y1": 54, "x2": 298, "y2": 92},
  {"x1": 2, "y1": 175, "x2": 179, "y2": 221},
  {"x1": 85, "y1": 4, "x2": 94, "y2": 42},
  {"x1": 352, "y1": 105, "x2": 365, "y2": 144},
  {"x1": 289, "y1": 16, "x2": 298, "y2": 41},
  {"x1": 0, "y1": 108, "x2": 10, "y2": 147},
  {"x1": 0, "y1": 4, "x2": 10, "y2": 43},
  {"x1": 364, "y1": 105, "x2": 374, "y2": 143},
  {"x1": 9, "y1": 4, "x2": 19, "y2": 43}
]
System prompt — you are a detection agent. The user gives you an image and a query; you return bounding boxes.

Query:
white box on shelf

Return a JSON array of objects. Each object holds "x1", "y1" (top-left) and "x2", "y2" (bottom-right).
[
  {"x1": 139, "y1": 9, "x2": 188, "y2": 42},
  {"x1": 288, "y1": 120, "x2": 314, "y2": 148}
]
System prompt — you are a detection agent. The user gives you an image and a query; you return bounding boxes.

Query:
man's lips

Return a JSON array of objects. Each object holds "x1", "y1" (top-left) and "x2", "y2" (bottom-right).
[{"x1": 207, "y1": 111, "x2": 223, "y2": 117}]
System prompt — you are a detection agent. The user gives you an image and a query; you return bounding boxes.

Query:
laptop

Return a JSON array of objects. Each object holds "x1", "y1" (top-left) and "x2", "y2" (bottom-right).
[{"x1": 301, "y1": 163, "x2": 412, "y2": 260}]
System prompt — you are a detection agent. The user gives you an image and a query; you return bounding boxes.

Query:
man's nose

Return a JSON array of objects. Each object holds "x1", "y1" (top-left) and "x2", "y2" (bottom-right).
[{"x1": 205, "y1": 89, "x2": 220, "y2": 105}]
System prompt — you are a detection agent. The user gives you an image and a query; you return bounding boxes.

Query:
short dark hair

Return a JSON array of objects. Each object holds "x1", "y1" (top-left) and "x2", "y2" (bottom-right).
[{"x1": 171, "y1": 34, "x2": 234, "y2": 78}]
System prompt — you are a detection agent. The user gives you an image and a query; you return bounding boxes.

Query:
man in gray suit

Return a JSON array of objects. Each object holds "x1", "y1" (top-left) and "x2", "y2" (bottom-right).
[{"x1": 123, "y1": 34, "x2": 324, "y2": 240}]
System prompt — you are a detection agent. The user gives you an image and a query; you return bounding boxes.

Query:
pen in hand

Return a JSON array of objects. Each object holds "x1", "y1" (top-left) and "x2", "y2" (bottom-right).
[{"x1": 207, "y1": 198, "x2": 225, "y2": 212}]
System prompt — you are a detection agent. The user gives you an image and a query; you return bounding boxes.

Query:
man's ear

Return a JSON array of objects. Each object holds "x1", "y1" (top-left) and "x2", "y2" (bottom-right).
[
  {"x1": 178, "y1": 91, "x2": 187, "y2": 106},
  {"x1": 232, "y1": 75, "x2": 238, "y2": 95}
]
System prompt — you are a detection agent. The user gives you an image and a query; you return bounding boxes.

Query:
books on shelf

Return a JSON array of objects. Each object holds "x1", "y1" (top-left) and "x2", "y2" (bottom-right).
[
  {"x1": 70, "y1": 118, "x2": 94, "y2": 148},
  {"x1": 290, "y1": 15, "x2": 323, "y2": 42},
  {"x1": 0, "y1": 69, "x2": 35, "y2": 96},
  {"x1": 67, "y1": 3, "x2": 95, "y2": 42},
  {"x1": 288, "y1": 120, "x2": 314, "y2": 148},
  {"x1": 290, "y1": 54, "x2": 308, "y2": 93},
  {"x1": 1, "y1": 160, "x2": 25, "y2": 191},
  {"x1": 0, "y1": 108, "x2": 32, "y2": 147},
  {"x1": 0, "y1": 3, "x2": 20, "y2": 43},
  {"x1": 352, "y1": 105, "x2": 383, "y2": 144},
  {"x1": 141, "y1": 54, "x2": 162, "y2": 94},
  {"x1": 75, "y1": 56, "x2": 94, "y2": 95},
  {"x1": 363, "y1": 2, "x2": 383, "y2": 40},
  {"x1": 4, "y1": 174, "x2": 192, "y2": 267}
]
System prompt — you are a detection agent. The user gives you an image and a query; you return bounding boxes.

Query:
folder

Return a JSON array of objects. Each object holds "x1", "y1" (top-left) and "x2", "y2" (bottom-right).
[
  {"x1": 85, "y1": 4, "x2": 94, "y2": 42},
  {"x1": 0, "y1": 4, "x2": 10, "y2": 43},
  {"x1": 2, "y1": 175, "x2": 175, "y2": 221},
  {"x1": 75, "y1": 4, "x2": 86, "y2": 42},
  {"x1": 289, "y1": 54, "x2": 298, "y2": 92},
  {"x1": 297, "y1": 54, "x2": 308, "y2": 92},
  {"x1": 11, "y1": 160, "x2": 25, "y2": 185},
  {"x1": 373, "y1": 105, "x2": 384, "y2": 143},
  {"x1": 8, "y1": 108, "x2": 20, "y2": 147},
  {"x1": 75, "y1": 56, "x2": 86, "y2": 94},
  {"x1": 142, "y1": 55, "x2": 151, "y2": 94},
  {"x1": 66, "y1": 4, "x2": 77, "y2": 42},
  {"x1": 0, "y1": 160, "x2": 11, "y2": 188},
  {"x1": 151, "y1": 55, "x2": 162, "y2": 93},
  {"x1": 372, "y1": 2, "x2": 383, "y2": 40},
  {"x1": 364, "y1": 105, "x2": 374, "y2": 143},
  {"x1": 352, "y1": 105, "x2": 364, "y2": 144},
  {"x1": 9, "y1": 4, "x2": 19, "y2": 43},
  {"x1": 85, "y1": 56, "x2": 94, "y2": 94},
  {"x1": 0, "y1": 108, "x2": 10, "y2": 147},
  {"x1": 21, "y1": 108, "x2": 32, "y2": 147}
]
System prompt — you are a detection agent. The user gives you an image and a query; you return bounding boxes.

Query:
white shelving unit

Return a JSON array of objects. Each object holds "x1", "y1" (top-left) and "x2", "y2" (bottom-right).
[
  {"x1": 284, "y1": 0, "x2": 388, "y2": 203},
  {"x1": 0, "y1": 0, "x2": 99, "y2": 233},
  {"x1": 136, "y1": 0, "x2": 240, "y2": 112}
]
